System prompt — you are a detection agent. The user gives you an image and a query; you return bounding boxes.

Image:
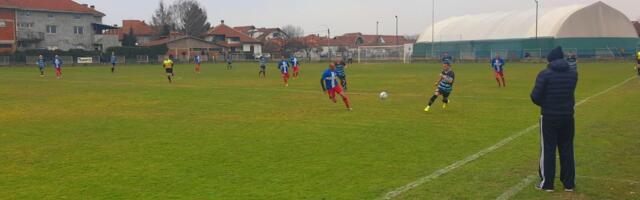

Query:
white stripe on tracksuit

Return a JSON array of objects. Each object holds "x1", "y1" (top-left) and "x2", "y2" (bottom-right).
[{"x1": 539, "y1": 115, "x2": 545, "y2": 188}]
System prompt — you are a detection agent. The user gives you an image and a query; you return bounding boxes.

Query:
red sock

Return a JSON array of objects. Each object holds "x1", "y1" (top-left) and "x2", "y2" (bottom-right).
[{"x1": 342, "y1": 96, "x2": 350, "y2": 108}]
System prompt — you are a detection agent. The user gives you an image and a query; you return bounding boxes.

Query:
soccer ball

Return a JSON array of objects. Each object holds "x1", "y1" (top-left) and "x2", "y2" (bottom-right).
[{"x1": 379, "y1": 91, "x2": 389, "y2": 100}]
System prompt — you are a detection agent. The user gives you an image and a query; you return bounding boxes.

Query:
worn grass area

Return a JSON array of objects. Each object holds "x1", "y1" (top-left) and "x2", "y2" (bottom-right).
[{"x1": 0, "y1": 62, "x2": 638, "y2": 199}]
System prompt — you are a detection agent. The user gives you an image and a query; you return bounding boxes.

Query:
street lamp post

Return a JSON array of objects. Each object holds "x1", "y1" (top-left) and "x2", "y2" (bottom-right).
[
  {"x1": 395, "y1": 15, "x2": 399, "y2": 45},
  {"x1": 431, "y1": 0, "x2": 435, "y2": 58},
  {"x1": 376, "y1": 21, "x2": 379, "y2": 36},
  {"x1": 535, "y1": 0, "x2": 539, "y2": 39}
]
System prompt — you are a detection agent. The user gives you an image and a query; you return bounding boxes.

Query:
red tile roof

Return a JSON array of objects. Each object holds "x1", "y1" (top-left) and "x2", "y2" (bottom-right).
[
  {"x1": 105, "y1": 20, "x2": 157, "y2": 40},
  {"x1": 205, "y1": 23, "x2": 261, "y2": 44},
  {"x1": 316, "y1": 33, "x2": 414, "y2": 48},
  {"x1": 233, "y1": 26, "x2": 255, "y2": 34},
  {"x1": 0, "y1": 0, "x2": 104, "y2": 16}
]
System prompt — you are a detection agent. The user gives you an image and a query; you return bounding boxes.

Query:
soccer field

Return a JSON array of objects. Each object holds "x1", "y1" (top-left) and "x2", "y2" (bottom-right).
[{"x1": 1, "y1": 62, "x2": 638, "y2": 199}]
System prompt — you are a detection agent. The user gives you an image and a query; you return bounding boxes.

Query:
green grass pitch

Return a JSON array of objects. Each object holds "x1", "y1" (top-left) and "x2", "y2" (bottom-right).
[{"x1": 1, "y1": 61, "x2": 638, "y2": 199}]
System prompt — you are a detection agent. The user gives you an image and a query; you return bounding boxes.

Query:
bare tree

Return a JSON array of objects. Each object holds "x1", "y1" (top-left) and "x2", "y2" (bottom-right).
[
  {"x1": 151, "y1": 0, "x2": 174, "y2": 37},
  {"x1": 281, "y1": 25, "x2": 304, "y2": 39},
  {"x1": 280, "y1": 25, "x2": 305, "y2": 56},
  {"x1": 171, "y1": 0, "x2": 211, "y2": 38}
]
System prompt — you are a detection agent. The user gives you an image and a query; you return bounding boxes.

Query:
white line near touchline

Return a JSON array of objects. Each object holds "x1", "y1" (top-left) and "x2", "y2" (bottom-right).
[
  {"x1": 380, "y1": 76, "x2": 636, "y2": 200},
  {"x1": 495, "y1": 76, "x2": 636, "y2": 200}
]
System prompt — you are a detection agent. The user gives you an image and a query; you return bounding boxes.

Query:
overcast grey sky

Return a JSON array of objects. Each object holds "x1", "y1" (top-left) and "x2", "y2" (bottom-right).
[{"x1": 82, "y1": 0, "x2": 639, "y2": 36}]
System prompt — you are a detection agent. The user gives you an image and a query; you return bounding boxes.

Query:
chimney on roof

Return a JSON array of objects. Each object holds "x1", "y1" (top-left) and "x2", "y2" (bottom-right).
[
  {"x1": 221, "y1": 20, "x2": 225, "y2": 24},
  {"x1": 90, "y1": 5, "x2": 95, "y2": 9}
]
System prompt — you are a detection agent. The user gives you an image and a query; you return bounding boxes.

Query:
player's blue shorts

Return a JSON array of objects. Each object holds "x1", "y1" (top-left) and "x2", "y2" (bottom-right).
[{"x1": 437, "y1": 87, "x2": 452, "y2": 97}]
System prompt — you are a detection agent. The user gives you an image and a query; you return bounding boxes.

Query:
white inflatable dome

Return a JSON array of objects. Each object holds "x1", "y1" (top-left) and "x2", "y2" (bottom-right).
[{"x1": 417, "y1": 1, "x2": 638, "y2": 43}]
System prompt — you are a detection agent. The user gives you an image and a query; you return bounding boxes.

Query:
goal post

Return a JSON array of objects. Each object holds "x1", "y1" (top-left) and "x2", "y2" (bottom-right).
[{"x1": 357, "y1": 44, "x2": 412, "y2": 64}]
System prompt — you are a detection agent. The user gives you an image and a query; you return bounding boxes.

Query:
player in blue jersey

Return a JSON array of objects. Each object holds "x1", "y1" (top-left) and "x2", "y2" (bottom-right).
[
  {"x1": 36, "y1": 55, "x2": 46, "y2": 77},
  {"x1": 194, "y1": 54, "x2": 202, "y2": 73},
  {"x1": 425, "y1": 62, "x2": 455, "y2": 112},
  {"x1": 53, "y1": 55, "x2": 63, "y2": 79},
  {"x1": 290, "y1": 56, "x2": 301, "y2": 79},
  {"x1": 491, "y1": 54, "x2": 506, "y2": 87},
  {"x1": 279, "y1": 56, "x2": 290, "y2": 87},
  {"x1": 441, "y1": 52, "x2": 453, "y2": 65},
  {"x1": 259, "y1": 55, "x2": 267, "y2": 78},
  {"x1": 110, "y1": 52, "x2": 117, "y2": 73},
  {"x1": 321, "y1": 63, "x2": 352, "y2": 111},
  {"x1": 334, "y1": 58, "x2": 348, "y2": 91}
]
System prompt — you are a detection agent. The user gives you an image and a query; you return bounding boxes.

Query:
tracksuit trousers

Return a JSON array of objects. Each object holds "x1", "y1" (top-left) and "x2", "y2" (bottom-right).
[{"x1": 538, "y1": 115, "x2": 576, "y2": 190}]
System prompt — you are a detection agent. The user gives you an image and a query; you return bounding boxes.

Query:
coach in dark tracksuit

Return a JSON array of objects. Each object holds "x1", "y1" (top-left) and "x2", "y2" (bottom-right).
[{"x1": 530, "y1": 46, "x2": 578, "y2": 192}]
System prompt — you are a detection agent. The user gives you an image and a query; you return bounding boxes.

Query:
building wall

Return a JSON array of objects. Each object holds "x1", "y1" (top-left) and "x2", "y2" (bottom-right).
[
  {"x1": 0, "y1": 8, "x2": 16, "y2": 54},
  {"x1": 15, "y1": 10, "x2": 102, "y2": 51},
  {"x1": 413, "y1": 37, "x2": 640, "y2": 59}
]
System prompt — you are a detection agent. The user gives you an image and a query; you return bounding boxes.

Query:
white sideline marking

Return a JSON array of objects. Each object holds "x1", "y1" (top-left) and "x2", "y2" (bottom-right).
[
  {"x1": 381, "y1": 76, "x2": 636, "y2": 200},
  {"x1": 493, "y1": 76, "x2": 637, "y2": 200},
  {"x1": 496, "y1": 175, "x2": 538, "y2": 200}
]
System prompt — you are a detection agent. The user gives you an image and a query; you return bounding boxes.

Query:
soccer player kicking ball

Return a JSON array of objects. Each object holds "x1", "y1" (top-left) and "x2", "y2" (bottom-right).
[
  {"x1": 259, "y1": 55, "x2": 267, "y2": 78},
  {"x1": 110, "y1": 52, "x2": 117, "y2": 73},
  {"x1": 291, "y1": 56, "x2": 301, "y2": 79},
  {"x1": 194, "y1": 54, "x2": 202, "y2": 73},
  {"x1": 425, "y1": 62, "x2": 455, "y2": 112},
  {"x1": 279, "y1": 57, "x2": 290, "y2": 87},
  {"x1": 163, "y1": 56, "x2": 174, "y2": 83},
  {"x1": 53, "y1": 55, "x2": 63, "y2": 79},
  {"x1": 36, "y1": 55, "x2": 46, "y2": 77},
  {"x1": 321, "y1": 63, "x2": 352, "y2": 111},
  {"x1": 491, "y1": 54, "x2": 506, "y2": 87}
]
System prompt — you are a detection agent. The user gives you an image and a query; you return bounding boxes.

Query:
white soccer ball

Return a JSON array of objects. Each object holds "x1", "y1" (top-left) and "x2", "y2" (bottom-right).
[{"x1": 379, "y1": 91, "x2": 389, "y2": 100}]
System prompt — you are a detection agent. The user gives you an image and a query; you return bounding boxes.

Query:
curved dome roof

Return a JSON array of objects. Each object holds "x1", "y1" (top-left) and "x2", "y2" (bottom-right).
[{"x1": 417, "y1": 1, "x2": 638, "y2": 43}]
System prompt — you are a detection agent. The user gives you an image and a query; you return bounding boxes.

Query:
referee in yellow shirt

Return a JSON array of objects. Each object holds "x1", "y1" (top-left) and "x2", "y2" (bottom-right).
[{"x1": 163, "y1": 56, "x2": 174, "y2": 83}]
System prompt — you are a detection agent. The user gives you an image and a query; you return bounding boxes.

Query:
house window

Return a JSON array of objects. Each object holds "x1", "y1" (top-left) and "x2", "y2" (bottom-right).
[
  {"x1": 73, "y1": 26, "x2": 84, "y2": 35},
  {"x1": 73, "y1": 15, "x2": 81, "y2": 20},
  {"x1": 46, "y1": 25, "x2": 57, "y2": 34},
  {"x1": 0, "y1": 21, "x2": 6, "y2": 27},
  {"x1": 18, "y1": 23, "x2": 34, "y2": 28},
  {"x1": 0, "y1": 44, "x2": 13, "y2": 48},
  {"x1": 21, "y1": 12, "x2": 31, "y2": 16},
  {"x1": 48, "y1": 13, "x2": 55, "y2": 18}
]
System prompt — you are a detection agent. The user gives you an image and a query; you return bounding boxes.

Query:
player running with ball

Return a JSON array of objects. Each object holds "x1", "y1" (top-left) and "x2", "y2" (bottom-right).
[
  {"x1": 321, "y1": 63, "x2": 352, "y2": 111},
  {"x1": 279, "y1": 57, "x2": 290, "y2": 87},
  {"x1": 425, "y1": 62, "x2": 455, "y2": 112}
]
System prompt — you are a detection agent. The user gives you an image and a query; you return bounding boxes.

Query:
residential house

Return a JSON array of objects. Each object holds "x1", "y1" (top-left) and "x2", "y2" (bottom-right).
[
  {"x1": 234, "y1": 25, "x2": 287, "y2": 54},
  {"x1": 142, "y1": 32, "x2": 222, "y2": 62},
  {"x1": 0, "y1": 0, "x2": 119, "y2": 52},
  {"x1": 203, "y1": 21, "x2": 262, "y2": 57},
  {"x1": 298, "y1": 33, "x2": 415, "y2": 60},
  {"x1": 105, "y1": 20, "x2": 157, "y2": 45}
]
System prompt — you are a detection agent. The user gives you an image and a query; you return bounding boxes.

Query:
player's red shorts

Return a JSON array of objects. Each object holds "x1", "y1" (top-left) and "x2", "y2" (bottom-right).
[
  {"x1": 282, "y1": 72, "x2": 290, "y2": 79},
  {"x1": 293, "y1": 66, "x2": 300, "y2": 73},
  {"x1": 327, "y1": 85, "x2": 344, "y2": 98},
  {"x1": 494, "y1": 71, "x2": 504, "y2": 78}
]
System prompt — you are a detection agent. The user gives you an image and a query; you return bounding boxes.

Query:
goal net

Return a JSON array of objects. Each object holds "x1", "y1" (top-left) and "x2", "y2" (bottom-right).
[
  {"x1": 0, "y1": 56, "x2": 9, "y2": 66},
  {"x1": 357, "y1": 44, "x2": 413, "y2": 63},
  {"x1": 136, "y1": 55, "x2": 149, "y2": 64}
]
